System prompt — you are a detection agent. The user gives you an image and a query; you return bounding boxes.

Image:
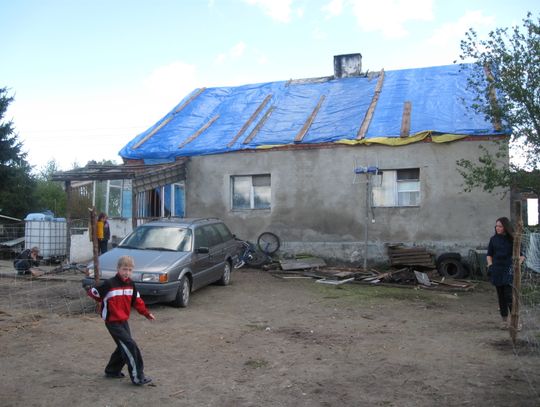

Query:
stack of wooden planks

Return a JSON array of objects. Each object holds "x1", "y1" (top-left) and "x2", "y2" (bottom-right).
[{"x1": 387, "y1": 245, "x2": 436, "y2": 268}]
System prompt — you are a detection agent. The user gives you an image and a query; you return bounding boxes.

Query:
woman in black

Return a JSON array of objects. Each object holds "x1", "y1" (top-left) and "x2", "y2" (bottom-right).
[{"x1": 486, "y1": 217, "x2": 525, "y2": 329}]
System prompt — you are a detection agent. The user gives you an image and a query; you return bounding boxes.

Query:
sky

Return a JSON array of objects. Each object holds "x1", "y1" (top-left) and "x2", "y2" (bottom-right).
[{"x1": 1, "y1": 0, "x2": 538, "y2": 172}]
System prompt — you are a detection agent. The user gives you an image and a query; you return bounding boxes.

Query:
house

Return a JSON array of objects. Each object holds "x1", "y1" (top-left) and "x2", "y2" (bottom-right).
[{"x1": 55, "y1": 54, "x2": 510, "y2": 264}]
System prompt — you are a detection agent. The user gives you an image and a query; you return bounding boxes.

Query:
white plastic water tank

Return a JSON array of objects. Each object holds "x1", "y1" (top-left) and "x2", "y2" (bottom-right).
[{"x1": 24, "y1": 217, "x2": 67, "y2": 259}]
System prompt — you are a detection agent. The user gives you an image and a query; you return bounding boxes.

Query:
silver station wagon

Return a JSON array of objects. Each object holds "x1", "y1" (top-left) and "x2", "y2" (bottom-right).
[{"x1": 83, "y1": 218, "x2": 241, "y2": 307}]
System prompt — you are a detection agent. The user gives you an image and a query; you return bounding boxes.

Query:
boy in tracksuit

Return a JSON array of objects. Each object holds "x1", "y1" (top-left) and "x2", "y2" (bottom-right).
[{"x1": 87, "y1": 255, "x2": 155, "y2": 385}]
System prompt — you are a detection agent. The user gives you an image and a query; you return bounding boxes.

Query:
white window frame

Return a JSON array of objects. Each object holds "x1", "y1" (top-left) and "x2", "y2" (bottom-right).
[
  {"x1": 136, "y1": 182, "x2": 185, "y2": 218},
  {"x1": 231, "y1": 174, "x2": 271, "y2": 210},
  {"x1": 372, "y1": 168, "x2": 420, "y2": 207}
]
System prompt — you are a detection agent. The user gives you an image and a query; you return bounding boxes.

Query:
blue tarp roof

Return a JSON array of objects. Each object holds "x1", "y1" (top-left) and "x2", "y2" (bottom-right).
[{"x1": 119, "y1": 64, "x2": 506, "y2": 163}]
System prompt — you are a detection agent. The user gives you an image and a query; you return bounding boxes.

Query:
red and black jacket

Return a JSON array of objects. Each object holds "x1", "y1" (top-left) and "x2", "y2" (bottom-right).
[{"x1": 87, "y1": 274, "x2": 150, "y2": 322}]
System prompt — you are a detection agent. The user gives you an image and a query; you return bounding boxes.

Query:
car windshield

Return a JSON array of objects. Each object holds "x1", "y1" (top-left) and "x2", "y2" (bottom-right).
[{"x1": 119, "y1": 226, "x2": 192, "y2": 251}]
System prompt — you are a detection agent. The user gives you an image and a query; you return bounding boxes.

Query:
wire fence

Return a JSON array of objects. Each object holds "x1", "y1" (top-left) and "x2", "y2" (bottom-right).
[
  {"x1": 518, "y1": 229, "x2": 540, "y2": 355},
  {"x1": 0, "y1": 272, "x2": 95, "y2": 322}
]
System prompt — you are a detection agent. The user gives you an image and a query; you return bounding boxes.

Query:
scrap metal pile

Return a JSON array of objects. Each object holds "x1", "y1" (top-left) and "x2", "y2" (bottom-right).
[{"x1": 263, "y1": 245, "x2": 475, "y2": 291}]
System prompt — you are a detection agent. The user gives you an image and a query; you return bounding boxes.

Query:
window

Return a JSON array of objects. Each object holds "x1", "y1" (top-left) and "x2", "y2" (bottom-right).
[
  {"x1": 372, "y1": 168, "x2": 420, "y2": 207},
  {"x1": 231, "y1": 175, "x2": 271, "y2": 210},
  {"x1": 136, "y1": 183, "x2": 185, "y2": 219}
]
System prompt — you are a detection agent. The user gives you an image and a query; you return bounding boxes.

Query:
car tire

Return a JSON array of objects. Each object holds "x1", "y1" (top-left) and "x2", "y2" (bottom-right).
[
  {"x1": 217, "y1": 261, "x2": 232, "y2": 286},
  {"x1": 245, "y1": 249, "x2": 268, "y2": 267},
  {"x1": 437, "y1": 258, "x2": 467, "y2": 279},
  {"x1": 171, "y1": 275, "x2": 190, "y2": 308}
]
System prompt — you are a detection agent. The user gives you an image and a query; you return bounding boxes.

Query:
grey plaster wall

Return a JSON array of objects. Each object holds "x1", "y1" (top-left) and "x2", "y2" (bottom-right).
[{"x1": 184, "y1": 140, "x2": 509, "y2": 263}]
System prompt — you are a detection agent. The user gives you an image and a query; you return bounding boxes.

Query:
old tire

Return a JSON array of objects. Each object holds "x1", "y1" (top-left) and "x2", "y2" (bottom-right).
[
  {"x1": 245, "y1": 249, "x2": 268, "y2": 267},
  {"x1": 217, "y1": 261, "x2": 232, "y2": 286},
  {"x1": 171, "y1": 275, "x2": 190, "y2": 308},
  {"x1": 437, "y1": 258, "x2": 467, "y2": 279}
]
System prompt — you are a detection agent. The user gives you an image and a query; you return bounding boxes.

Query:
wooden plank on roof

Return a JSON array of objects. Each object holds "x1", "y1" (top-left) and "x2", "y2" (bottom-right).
[
  {"x1": 294, "y1": 95, "x2": 326, "y2": 143},
  {"x1": 131, "y1": 116, "x2": 173, "y2": 150},
  {"x1": 178, "y1": 115, "x2": 220, "y2": 149},
  {"x1": 356, "y1": 69, "x2": 385, "y2": 140},
  {"x1": 173, "y1": 87, "x2": 206, "y2": 114},
  {"x1": 227, "y1": 94, "x2": 272, "y2": 148},
  {"x1": 131, "y1": 88, "x2": 206, "y2": 150},
  {"x1": 243, "y1": 106, "x2": 275, "y2": 144},
  {"x1": 400, "y1": 101, "x2": 412, "y2": 138}
]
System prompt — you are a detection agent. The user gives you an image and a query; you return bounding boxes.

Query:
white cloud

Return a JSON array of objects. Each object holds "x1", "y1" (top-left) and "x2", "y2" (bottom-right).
[
  {"x1": 322, "y1": 0, "x2": 343, "y2": 18},
  {"x1": 215, "y1": 53, "x2": 226, "y2": 65},
  {"x1": 11, "y1": 61, "x2": 201, "y2": 170},
  {"x1": 243, "y1": 0, "x2": 293, "y2": 23},
  {"x1": 214, "y1": 42, "x2": 248, "y2": 64},
  {"x1": 348, "y1": 0, "x2": 434, "y2": 38},
  {"x1": 230, "y1": 41, "x2": 247, "y2": 58},
  {"x1": 312, "y1": 26, "x2": 327, "y2": 40},
  {"x1": 428, "y1": 10, "x2": 495, "y2": 48}
]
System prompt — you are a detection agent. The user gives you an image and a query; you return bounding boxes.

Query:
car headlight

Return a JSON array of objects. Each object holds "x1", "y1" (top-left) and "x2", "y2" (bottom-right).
[{"x1": 141, "y1": 273, "x2": 168, "y2": 283}]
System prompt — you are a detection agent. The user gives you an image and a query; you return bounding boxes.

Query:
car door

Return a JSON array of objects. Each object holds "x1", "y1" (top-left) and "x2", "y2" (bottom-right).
[
  {"x1": 191, "y1": 226, "x2": 212, "y2": 290},
  {"x1": 214, "y1": 222, "x2": 239, "y2": 263},
  {"x1": 199, "y1": 224, "x2": 225, "y2": 285}
]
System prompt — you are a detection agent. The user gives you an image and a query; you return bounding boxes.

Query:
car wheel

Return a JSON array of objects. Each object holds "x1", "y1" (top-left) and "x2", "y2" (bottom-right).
[
  {"x1": 218, "y1": 261, "x2": 232, "y2": 286},
  {"x1": 171, "y1": 275, "x2": 190, "y2": 308}
]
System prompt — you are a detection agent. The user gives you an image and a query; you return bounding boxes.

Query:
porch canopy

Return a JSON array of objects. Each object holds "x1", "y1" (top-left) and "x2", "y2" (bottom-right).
[
  {"x1": 51, "y1": 159, "x2": 188, "y2": 194},
  {"x1": 52, "y1": 159, "x2": 188, "y2": 236}
]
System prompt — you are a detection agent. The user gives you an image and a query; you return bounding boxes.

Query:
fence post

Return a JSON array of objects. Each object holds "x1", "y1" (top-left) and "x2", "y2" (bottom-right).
[
  {"x1": 65, "y1": 181, "x2": 72, "y2": 263},
  {"x1": 90, "y1": 207, "x2": 100, "y2": 285},
  {"x1": 510, "y1": 200, "x2": 523, "y2": 344}
]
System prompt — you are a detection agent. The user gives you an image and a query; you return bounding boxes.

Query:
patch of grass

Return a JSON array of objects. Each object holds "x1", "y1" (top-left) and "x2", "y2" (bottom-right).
[
  {"x1": 521, "y1": 286, "x2": 540, "y2": 306},
  {"x1": 244, "y1": 358, "x2": 268, "y2": 369},
  {"x1": 309, "y1": 282, "x2": 444, "y2": 306}
]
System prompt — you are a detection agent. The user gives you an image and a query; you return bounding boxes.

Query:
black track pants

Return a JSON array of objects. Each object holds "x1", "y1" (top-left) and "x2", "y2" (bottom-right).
[
  {"x1": 105, "y1": 321, "x2": 146, "y2": 384},
  {"x1": 495, "y1": 285, "x2": 513, "y2": 318}
]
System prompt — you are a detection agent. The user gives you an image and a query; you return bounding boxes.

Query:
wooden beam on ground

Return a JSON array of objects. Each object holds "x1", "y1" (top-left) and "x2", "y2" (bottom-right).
[
  {"x1": 357, "y1": 69, "x2": 385, "y2": 139},
  {"x1": 227, "y1": 94, "x2": 272, "y2": 147},
  {"x1": 243, "y1": 106, "x2": 275, "y2": 144},
  {"x1": 178, "y1": 115, "x2": 220, "y2": 149},
  {"x1": 294, "y1": 95, "x2": 326, "y2": 142},
  {"x1": 400, "y1": 101, "x2": 412, "y2": 138}
]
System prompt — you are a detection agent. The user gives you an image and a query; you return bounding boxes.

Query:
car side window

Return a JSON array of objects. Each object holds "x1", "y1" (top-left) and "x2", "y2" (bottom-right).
[
  {"x1": 214, "y1": 223, "x2": 233, "y2": 242},
  {"x1": 194, "y1": 227, "x2": 208, "y2": 249},
  {"x1": 202, "y1": 225, "x2": 224, "y2": 248}
]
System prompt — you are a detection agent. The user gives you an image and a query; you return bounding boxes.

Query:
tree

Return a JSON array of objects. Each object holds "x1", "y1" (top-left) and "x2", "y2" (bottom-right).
[
  {"x1": 457, "y1": 12, "x2": 540, "y2": 221},
  {"x1": 34, "y1": 160, "x2": 67, "y2": 217},
  {"x1": 0, "y1": 87, "x2": 36, "y2": 219}
]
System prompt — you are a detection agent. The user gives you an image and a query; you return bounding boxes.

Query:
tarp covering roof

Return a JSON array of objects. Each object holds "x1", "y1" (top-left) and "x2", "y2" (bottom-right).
[{"x1": 119, "y1": 64, "x2": 507, "y2": 163}]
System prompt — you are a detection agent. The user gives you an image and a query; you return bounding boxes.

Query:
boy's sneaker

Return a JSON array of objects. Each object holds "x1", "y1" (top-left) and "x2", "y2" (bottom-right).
[
  {"x1": 133, "y1": 376, "x2": 152, "y2": 386},
  {"x1": 105, "y1": 372, "x2": 125, "y2": 378}
]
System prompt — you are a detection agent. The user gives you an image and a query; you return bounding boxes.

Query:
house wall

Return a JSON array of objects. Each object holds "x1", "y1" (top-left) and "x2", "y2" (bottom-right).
[{"x1": 184, "y1": 140, "x2": 509, "y2": 264}]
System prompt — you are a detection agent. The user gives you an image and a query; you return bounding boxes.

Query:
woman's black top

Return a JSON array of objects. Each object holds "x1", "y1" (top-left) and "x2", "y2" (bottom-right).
[{"x1": 487, "y1": 233, "x2": 513, "y2": 286}]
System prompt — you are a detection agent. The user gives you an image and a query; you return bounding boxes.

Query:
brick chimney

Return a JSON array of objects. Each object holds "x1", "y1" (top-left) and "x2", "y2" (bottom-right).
[{"x1": 334, "y1": 53, "x2": 362, "y2": 78}]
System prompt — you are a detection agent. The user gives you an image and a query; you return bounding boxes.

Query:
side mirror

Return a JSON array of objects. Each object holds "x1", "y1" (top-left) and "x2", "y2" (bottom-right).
[{"x1": 196, "y1": 247, "x2": 210, "y2": 254}]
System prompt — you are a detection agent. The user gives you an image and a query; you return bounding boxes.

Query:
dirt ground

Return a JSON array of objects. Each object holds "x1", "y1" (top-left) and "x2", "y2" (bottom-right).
[{"x1": 0, "y1": 266, "x2": 539, "y2": 407}]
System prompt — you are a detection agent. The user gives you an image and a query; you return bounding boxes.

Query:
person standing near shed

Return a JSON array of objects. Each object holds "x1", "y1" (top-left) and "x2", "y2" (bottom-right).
[
  {"x1": 97, "y1": 212, "x2": 110, "y2": 254},
  {"x1": 486, "y1": 217, "x2": 525, "y2": 329}
]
